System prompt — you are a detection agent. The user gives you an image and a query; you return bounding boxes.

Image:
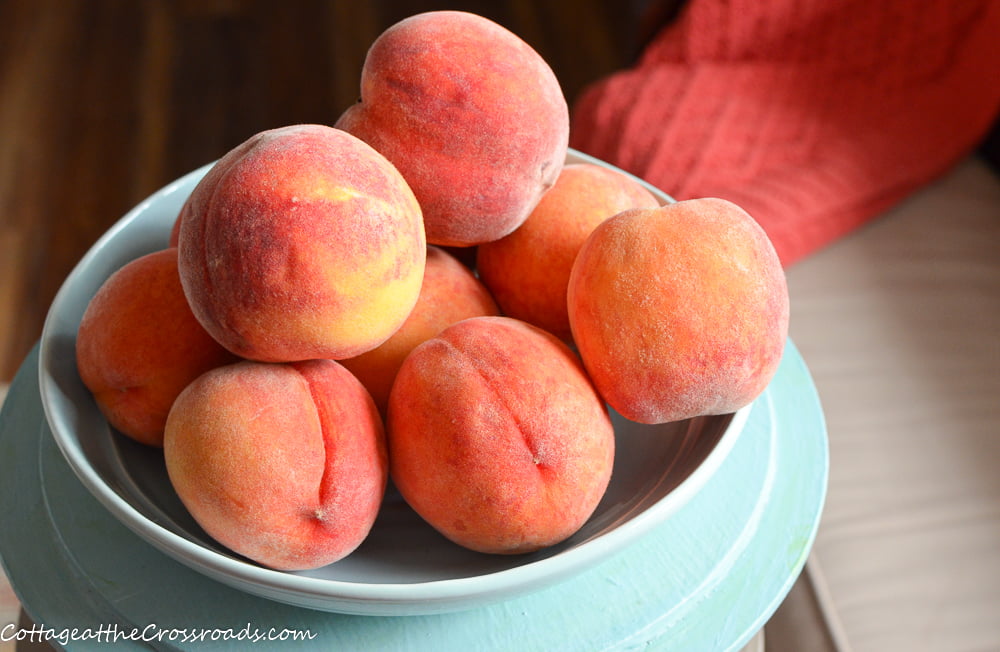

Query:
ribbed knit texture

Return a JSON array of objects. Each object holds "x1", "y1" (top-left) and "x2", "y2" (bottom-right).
[{"x1": 570, "y1": 0, "x2": 1000, "y2": 266}]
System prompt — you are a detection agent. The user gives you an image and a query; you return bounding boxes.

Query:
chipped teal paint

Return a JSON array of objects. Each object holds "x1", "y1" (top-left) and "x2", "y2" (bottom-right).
[{"x1": 0, "y1": 341, "x2": 827, "y2": 651}]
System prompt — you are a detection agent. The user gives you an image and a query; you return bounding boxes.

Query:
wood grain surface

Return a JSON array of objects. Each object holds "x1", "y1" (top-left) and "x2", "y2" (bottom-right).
[{"x1": 0, "y1": 0, "x2": 673, "y2": 381}]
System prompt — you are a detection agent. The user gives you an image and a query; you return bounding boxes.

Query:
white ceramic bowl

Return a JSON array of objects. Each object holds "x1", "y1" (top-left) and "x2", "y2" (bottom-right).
[{"x1": 37, "y1": 149, "x2": 750, "y2": 616}]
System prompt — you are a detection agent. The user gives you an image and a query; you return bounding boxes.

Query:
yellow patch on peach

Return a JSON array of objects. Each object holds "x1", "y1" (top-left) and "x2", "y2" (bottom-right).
[{"x1": 176, "y1": 124, "x2": 426, "y2": 362}]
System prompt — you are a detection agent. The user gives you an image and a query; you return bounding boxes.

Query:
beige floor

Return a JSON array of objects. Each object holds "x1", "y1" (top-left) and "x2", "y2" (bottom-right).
[{"x1": 783, "y1": 156, "x2": 1000, "y2": 652}]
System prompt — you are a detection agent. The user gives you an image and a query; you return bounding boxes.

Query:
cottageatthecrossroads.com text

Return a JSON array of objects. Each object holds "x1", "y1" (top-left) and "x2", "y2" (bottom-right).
[{"x1": 2, "y1": 622, "x2": 317, "y2": 645}]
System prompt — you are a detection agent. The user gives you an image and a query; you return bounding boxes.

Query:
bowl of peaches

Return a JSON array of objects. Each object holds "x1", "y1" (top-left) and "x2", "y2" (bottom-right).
[{"x1": 37, "y1": 11, "x2": 786, "y2": 616}]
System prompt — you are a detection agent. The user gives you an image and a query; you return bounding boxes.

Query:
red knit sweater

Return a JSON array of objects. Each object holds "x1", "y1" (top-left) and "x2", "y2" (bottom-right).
[{"x1": 570, "y1": 0, "x2": 1000, "y2": 266}]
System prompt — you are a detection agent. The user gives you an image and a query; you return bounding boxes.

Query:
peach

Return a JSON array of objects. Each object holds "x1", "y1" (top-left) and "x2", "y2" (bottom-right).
[
  {"x1": 477, "y1": 163, "x2": 660, "y2": 340},
  {"x1": 335, "y1": 11, "x2": 569, "y2": 247},
  {"x1": 75, "y1": 248, "x2": 238, "y2": 447},
  {"x1": 386, "y1": 316, "x2": 614, "y2": 555},
  {"x1": 163, "y1": 358, "x2": 387, "y2": 571},
  {"x1": 567, "y1": 198, "x2": 789, "y2": 424},
  {"x1": 340, "y1": 246, "x2": 499, "y2": 412},
  {"x1": 176, "y1": 124, "x2": 426, "y2": 362}
]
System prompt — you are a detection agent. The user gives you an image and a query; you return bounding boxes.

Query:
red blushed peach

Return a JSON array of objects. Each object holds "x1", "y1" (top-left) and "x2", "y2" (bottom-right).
[
  {"x1": 163, "y1": 359, "x2": 387, "y2": 571},
  {"x1": 477, "y1": 163, "x2": 660, "y2": 341},
  {"x1": 75, "y1": 248, "x2": 238, "y2": 446},
  {"x1": 176, "y1": 124, "x2": 426, "y2": 362},
  {"x1": 386, "y1": 316, "x2": 614, "y2": 555},
  {"x1": 567, "y1": 198, "x2": 790, "y2": 424},
  {"x1": 335, "y1": 11, "x2": 569, "y2": 247},
  {"x1": 339, "y1": 246, "x2": 499, "y2": 412}
]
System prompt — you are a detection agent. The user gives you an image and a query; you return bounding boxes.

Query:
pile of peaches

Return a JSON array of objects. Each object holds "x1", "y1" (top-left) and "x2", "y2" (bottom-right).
[{"x1": 74, "y1": 11, "x2": 788, "y2": 571}]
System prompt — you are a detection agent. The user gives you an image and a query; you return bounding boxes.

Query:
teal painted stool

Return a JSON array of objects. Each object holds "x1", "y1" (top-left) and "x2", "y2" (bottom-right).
[{"x1": 0, "y1": 340, "x2": 826, "y2": 651}]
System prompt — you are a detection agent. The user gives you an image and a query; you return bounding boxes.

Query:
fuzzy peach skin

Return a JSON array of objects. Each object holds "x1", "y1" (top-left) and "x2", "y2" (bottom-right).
[
  {"x1": 163, "y1": 359, "x2": 387, "y2": 571},
  {"x1": 567, "y1": 198, "x2": 790, "y2": 425},
  {"x1": 75, "y1": 248, "x2": 238, "y2": 447},
  {"x1": 340, "y1": 246, "x2": 499, "y2": 412},
  {"x1": 176, "y1": 124, "x2": 426, "y2": 362},
  {"x1": 477, "y1": 163, "x2": 659, "y2": 341},
  {"x1": 335, "y1": 11, "x2": 569, "y2": 247},
  {"x1": 386, "y1": 315, "x2": 614, "y2": 555}
]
